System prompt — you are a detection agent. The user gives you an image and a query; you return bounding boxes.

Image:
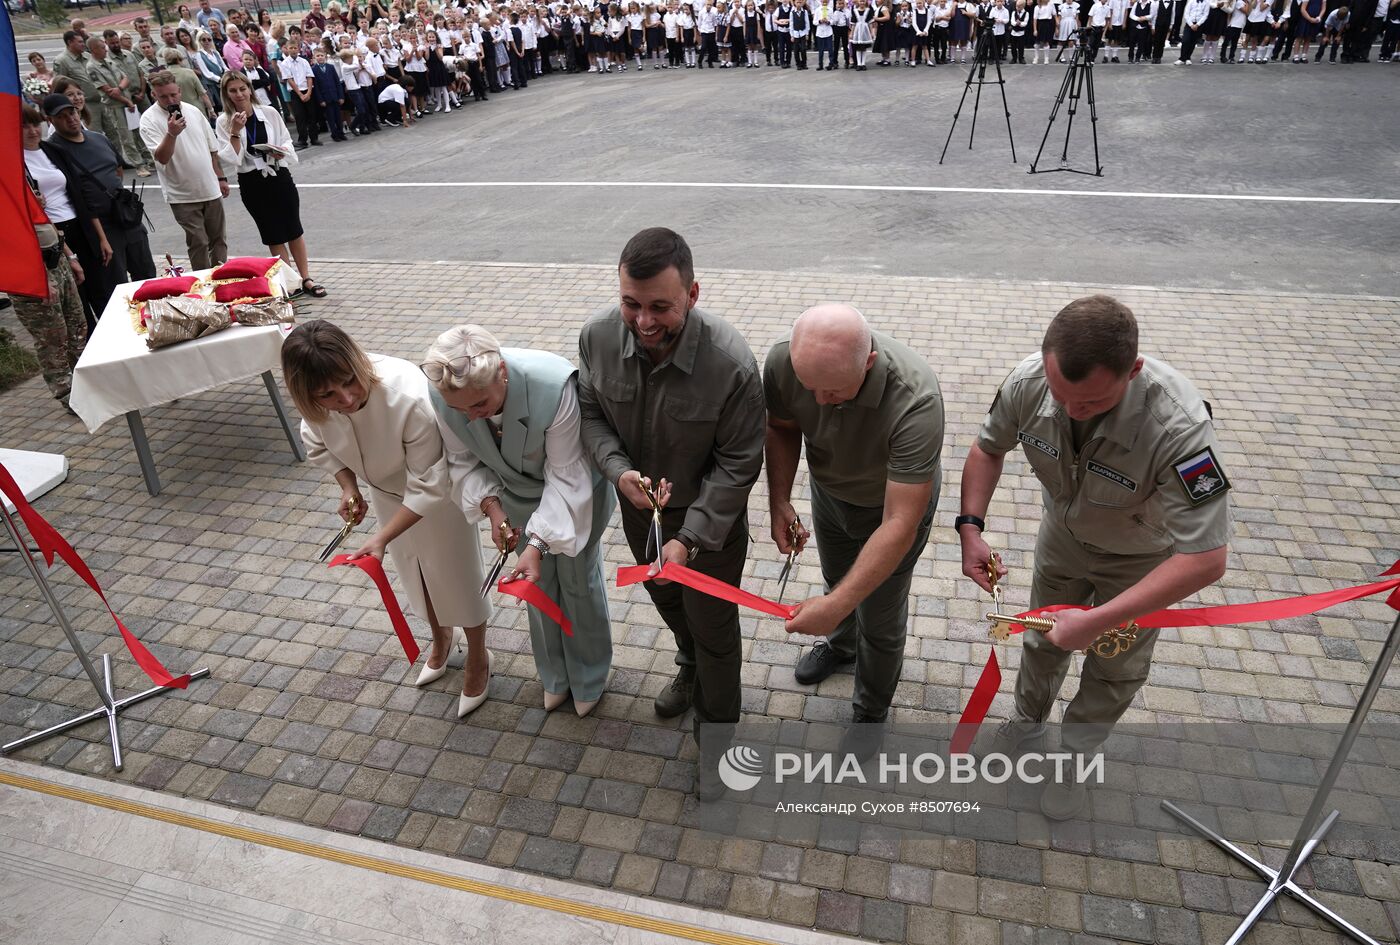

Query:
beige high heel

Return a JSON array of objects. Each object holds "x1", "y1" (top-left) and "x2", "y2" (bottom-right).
[
  {"x1": 415, "y1": 627, "x2": 463, "y2": 687},
  {"x1": 457, "y1": 649, "x2": 493, "y2": 718}
]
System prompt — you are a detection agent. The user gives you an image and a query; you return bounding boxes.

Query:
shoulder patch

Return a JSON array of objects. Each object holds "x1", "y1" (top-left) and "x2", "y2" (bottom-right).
[
  {"x1": 1017, "y1": 430, "x2": 1060, "y2": 459},
  {"x1": 1173, "y1": 447, "x2": 1230, "y2": 505},
  {"x1": 1086, "y1": 461, "x2": 1137, "y2": 493}
]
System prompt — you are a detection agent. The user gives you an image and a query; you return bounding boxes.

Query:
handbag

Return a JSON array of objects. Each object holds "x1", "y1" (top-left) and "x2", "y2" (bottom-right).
[
  {"x1": 109, "y1": 179, "x2": 147, "y2": 230},
  {"x1": 71, "y1": 155, "x2": 148, "y2": 230}
]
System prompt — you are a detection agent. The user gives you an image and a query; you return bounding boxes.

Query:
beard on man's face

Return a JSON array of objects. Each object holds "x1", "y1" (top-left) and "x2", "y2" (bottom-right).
[{"x1": 629, "y1": 304, "x2": 688, "y2": 351}]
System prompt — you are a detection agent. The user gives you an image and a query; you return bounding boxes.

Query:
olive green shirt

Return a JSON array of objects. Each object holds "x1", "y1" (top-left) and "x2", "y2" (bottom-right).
[
  {"x1": 978, "y1": 353, "x2": 1231, "y2": 557},
  {"x1": 764, "y1": 331, "x2": 945, "y2": 508},
  {"x1": 577, "y1": 305, "x2": 766, "y2": 552},
  {"x1": 110, "y1": 49, "x2": 147, "y2": 106},
  {"x1": 53, "y1": 50, "x2": 100, "y2": 103},
  {"x1": 86, "y1": 58, "x2": 130, "y2": 108},
  {"x1": 167, "y1": 66, "x2": 211, "y2": 116}
]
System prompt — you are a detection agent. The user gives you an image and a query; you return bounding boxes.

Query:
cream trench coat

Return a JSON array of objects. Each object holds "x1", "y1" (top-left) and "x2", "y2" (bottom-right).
[{"x1": 301, "y1": 355, "x2": 492, "y2": 629}]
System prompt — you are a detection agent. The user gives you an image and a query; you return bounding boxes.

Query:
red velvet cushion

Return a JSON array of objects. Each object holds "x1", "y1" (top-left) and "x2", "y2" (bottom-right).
[
  {"x1": 211, "y1": 257, "x2": 280, "y2": 280},
  {"x1": 213, "y1": 276, "x2": 274, "y2": 303},
  {"x1": 131, "y1": 276, "x2": 199, "y2": 302}
]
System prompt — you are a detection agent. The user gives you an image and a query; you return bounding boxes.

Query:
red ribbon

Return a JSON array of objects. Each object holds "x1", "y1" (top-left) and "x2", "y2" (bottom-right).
[
  {"x1": 327, "y1": 554, "x2": 421, "y2": 664},
  {"x1": 498, "y1": 579, "x2": 573, "y2": 636},
  {"x1": 0, "y1": 462, "x2": 190, "y2": 690},
  {"x1": 950, "y1": 561, "x2": 1400, "y2": 755},
  {"x1": 617, "y1": 562, "x2": 798, "y2": 620}
]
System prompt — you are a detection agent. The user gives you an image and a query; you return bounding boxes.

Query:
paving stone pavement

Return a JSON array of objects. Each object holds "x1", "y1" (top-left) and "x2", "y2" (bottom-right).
[{"x1": 1, "y1": 262, "x2": 1399, "y2": 945}]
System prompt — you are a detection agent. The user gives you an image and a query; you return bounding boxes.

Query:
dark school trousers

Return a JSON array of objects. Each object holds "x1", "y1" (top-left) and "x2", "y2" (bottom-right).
[{"x1": 287, "y1": 92, "x2": 319, "y2": 144}]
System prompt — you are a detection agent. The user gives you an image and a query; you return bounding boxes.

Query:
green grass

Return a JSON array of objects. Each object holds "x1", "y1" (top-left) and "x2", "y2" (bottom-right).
[{"x1": 0, "y1": 328, "x2": 42, "y2": 393}]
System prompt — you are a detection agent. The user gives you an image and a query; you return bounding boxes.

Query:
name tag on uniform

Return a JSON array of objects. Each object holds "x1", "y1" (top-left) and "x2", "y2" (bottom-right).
[
  {"x1": 1086, "y1": 461, "x2": 1137, "y2": 493},
  {"x1": 1173, "y1": 447, "x2": 1230, "y2": 505},
  {"x1": 1018, "y1": 430, "x2": 1059, "y2": 459}
]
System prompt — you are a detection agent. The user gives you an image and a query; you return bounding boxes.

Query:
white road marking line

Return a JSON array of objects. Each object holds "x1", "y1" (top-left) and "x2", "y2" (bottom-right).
[{"x1": 283, "y1": 180, "x2": 1400, "y2": 205}]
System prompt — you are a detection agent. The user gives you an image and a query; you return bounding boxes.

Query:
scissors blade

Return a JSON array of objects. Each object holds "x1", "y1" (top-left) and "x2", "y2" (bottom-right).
[
  {"x1": 776, "y1": 551, "x2": 796, "y2": 602},
  {"x1": 646, "y1": 515, "x2": 664, "y2": 571},
  {"x1": 318, "y1": 522, "x2": 353, "y2": 563},
  {"x1": 481, "y1": 550, "x2": 507, "y2": 597}
]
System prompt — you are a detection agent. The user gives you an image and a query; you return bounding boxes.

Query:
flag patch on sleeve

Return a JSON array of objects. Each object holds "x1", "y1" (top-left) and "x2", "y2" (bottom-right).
[{"x1": 1173, "y1": 447, "x2": 1230, "y2": 505}]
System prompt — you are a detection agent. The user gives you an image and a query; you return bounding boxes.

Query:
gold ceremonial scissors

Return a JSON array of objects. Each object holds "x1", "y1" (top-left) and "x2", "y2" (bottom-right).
[
  {"x1": 480, "y1": 519, "x2": 512, "y2": 597},
  {"x1": 318, "y1": 496, "x2": 358, "y2": 562},
  {"x1": 983, "y1": 552, "x2": 1062, "y2": 643},
  {"x1": 981, "y1": 552, "x2": 1141, "y2": 657},
  {"x1": 776, "y1": 517, "x2": 803, "y2": 603},
  {"x1": 642, "y1": 478, "x2": 665, "y2": 571}
]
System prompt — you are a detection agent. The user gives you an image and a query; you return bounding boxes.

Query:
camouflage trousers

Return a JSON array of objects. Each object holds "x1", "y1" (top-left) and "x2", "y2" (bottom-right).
[
  {"x1": 99, "y1": 104, "x2": 150, "y2": 169},
  {"x1": 11, "y1": 258, "x2": 88, "y2": 403}
]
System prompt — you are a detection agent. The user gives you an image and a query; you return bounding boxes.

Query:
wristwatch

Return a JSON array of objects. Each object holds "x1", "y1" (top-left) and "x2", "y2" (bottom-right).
[
  {"x1": 675, "y1": 534, "x2": 700, "y2": 563},
  {"x1": 954, "y1": 514, "x2": 986, "y2": 534},
  {"x1": 526, "y1": 534, "x2": 551, "y2": 555}
]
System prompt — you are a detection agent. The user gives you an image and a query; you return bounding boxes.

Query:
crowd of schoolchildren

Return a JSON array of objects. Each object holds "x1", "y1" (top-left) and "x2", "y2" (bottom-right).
[{"x1": 25, "y1": 0, "x2": 1400, "y2": 155}]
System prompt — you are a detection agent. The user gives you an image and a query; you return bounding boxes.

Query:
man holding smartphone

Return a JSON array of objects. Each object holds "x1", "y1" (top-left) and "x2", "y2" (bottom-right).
[{"x1": 139, "y1": 72, "x2": 229, "y2": 271}]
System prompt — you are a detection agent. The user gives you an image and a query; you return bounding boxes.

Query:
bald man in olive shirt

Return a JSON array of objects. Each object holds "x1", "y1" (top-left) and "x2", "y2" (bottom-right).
[{"x1": 765, "y1": 304, "x2": 944, "y2": 759}]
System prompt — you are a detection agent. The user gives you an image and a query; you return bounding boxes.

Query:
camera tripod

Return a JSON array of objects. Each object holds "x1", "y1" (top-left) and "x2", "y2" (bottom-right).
[
  {"x1": 1029, "y1": 29, "x2": 1103, "y2": 176},
  {"x1": 939, "y1": 20, "x2": 1016, "y2": 164}
]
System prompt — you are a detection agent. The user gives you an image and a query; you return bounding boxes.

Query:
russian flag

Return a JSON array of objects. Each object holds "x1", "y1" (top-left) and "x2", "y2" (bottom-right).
[
  {"x1": 0, "y1": 7, "x2": 47, "y2": 299},
  {"x1": 1178, "y1": 453, "x2": 1216, "y2": 482}
]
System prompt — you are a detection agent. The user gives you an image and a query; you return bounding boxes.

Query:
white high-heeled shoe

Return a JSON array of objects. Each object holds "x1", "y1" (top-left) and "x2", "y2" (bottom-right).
[
  {"x1": 573, "y1": 698, "x2": 598, "y2": 718},
  {"x1": 544, "y1": 690, "x2": 569, "y2": 711},
  {"x1": 415, "y1": 627, "x2": 464, "y2": 687},
  {"x1": 457, "y1": 649, "x2": 493, "y2": 718}
]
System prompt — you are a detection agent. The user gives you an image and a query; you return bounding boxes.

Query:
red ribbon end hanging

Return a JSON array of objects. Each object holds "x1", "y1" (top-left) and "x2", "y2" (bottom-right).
[
  {"x1": 0, "y1": 461, "x2": 189, "y2": 689},
  {"x1": 499, "y1": 579, "x2": 573, "y2": 636},
  {"x1": 328, "y1": 554, "x2": 421, "y2": 664}
]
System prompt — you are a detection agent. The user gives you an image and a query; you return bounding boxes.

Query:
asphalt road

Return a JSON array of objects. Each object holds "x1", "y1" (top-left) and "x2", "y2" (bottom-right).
[{"x1": 33, "y1": 47, "x2": 1400, "y2": 296}]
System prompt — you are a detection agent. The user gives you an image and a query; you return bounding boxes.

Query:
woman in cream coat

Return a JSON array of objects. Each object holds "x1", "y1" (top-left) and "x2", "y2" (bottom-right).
[
  {"x1": 423, "y1": 326, "x2": 615, "y2": 717},
  {"x1": 282, "y1": 320, "x2": 493, "y2": 717}
]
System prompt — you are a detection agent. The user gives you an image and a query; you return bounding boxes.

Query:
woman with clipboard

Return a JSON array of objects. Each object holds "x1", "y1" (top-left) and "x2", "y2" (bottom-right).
[{"x1": 214, "y1": 70, "x2": 329, "y2": 299}]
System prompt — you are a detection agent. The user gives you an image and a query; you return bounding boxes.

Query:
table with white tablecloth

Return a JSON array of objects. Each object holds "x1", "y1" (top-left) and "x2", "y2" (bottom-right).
[{"x1": 67, "y1": 267, "x2": 305, "y2": 495}]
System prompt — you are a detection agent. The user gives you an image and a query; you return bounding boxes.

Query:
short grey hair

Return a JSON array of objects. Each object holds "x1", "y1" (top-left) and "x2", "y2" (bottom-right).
[
  {"x1": 162, "y1": 47, "x2": 184, "y2": 64},
  {"x1": 423, "y1": 325, "x2": 503, "y2": 392}
]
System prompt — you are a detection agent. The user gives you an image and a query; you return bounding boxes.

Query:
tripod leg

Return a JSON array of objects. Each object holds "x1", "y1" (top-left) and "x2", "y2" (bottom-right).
[
  {"x1": 1059, "y1": 53, "x2": 1083, "y2": 165},
  {"x1": 1030, "y1": 46, "x2": 1078, "y2": 171},
  {"x1": 1083, "y1": 57, "x2": 1102, "y2": 175},
  {"x1": 939, "y1": 63, "x2": 981, "y2": 163},
  {"x1": 990, "y1": 41, "x2": 1016, "y2": 162},
  {"x1": 969, "y1": 58, "x2": 984, "y2": 149}
]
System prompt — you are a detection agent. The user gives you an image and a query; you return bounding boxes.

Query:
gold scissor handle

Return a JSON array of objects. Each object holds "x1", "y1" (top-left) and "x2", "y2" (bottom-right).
[
  {"x1": 984, "y1": 552, "x2": 1004, "y2": 608},
  {"x1": 986, "y1": 610, "x2": 1055, "y2": 643},
  {"x1": 641, "y1": 478, "x2": 662, "y2": 512}
]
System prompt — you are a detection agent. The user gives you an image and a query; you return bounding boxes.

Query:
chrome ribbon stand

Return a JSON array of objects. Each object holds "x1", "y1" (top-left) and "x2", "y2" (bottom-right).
[
  {"x1": 0, "y1": 499, "x2": 209, "y2": 770},
  {"x1": 1162, "y1": 609, "x2": 1400, "y2": 945}
]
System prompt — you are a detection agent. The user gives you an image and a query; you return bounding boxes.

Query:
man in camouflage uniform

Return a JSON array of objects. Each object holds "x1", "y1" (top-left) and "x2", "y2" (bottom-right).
[
  {"x1": 86, "y1": 38, "x2": 153, "y2": 176},
  {"x1": 11, "y1": 228, "x2": 88, "y2": 410}
]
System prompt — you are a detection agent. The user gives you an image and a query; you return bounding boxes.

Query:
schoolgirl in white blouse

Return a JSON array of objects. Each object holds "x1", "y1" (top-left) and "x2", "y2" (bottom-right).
[{"x1": 1032, "y1": 0, "x2": 1057, "y2": 60}]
